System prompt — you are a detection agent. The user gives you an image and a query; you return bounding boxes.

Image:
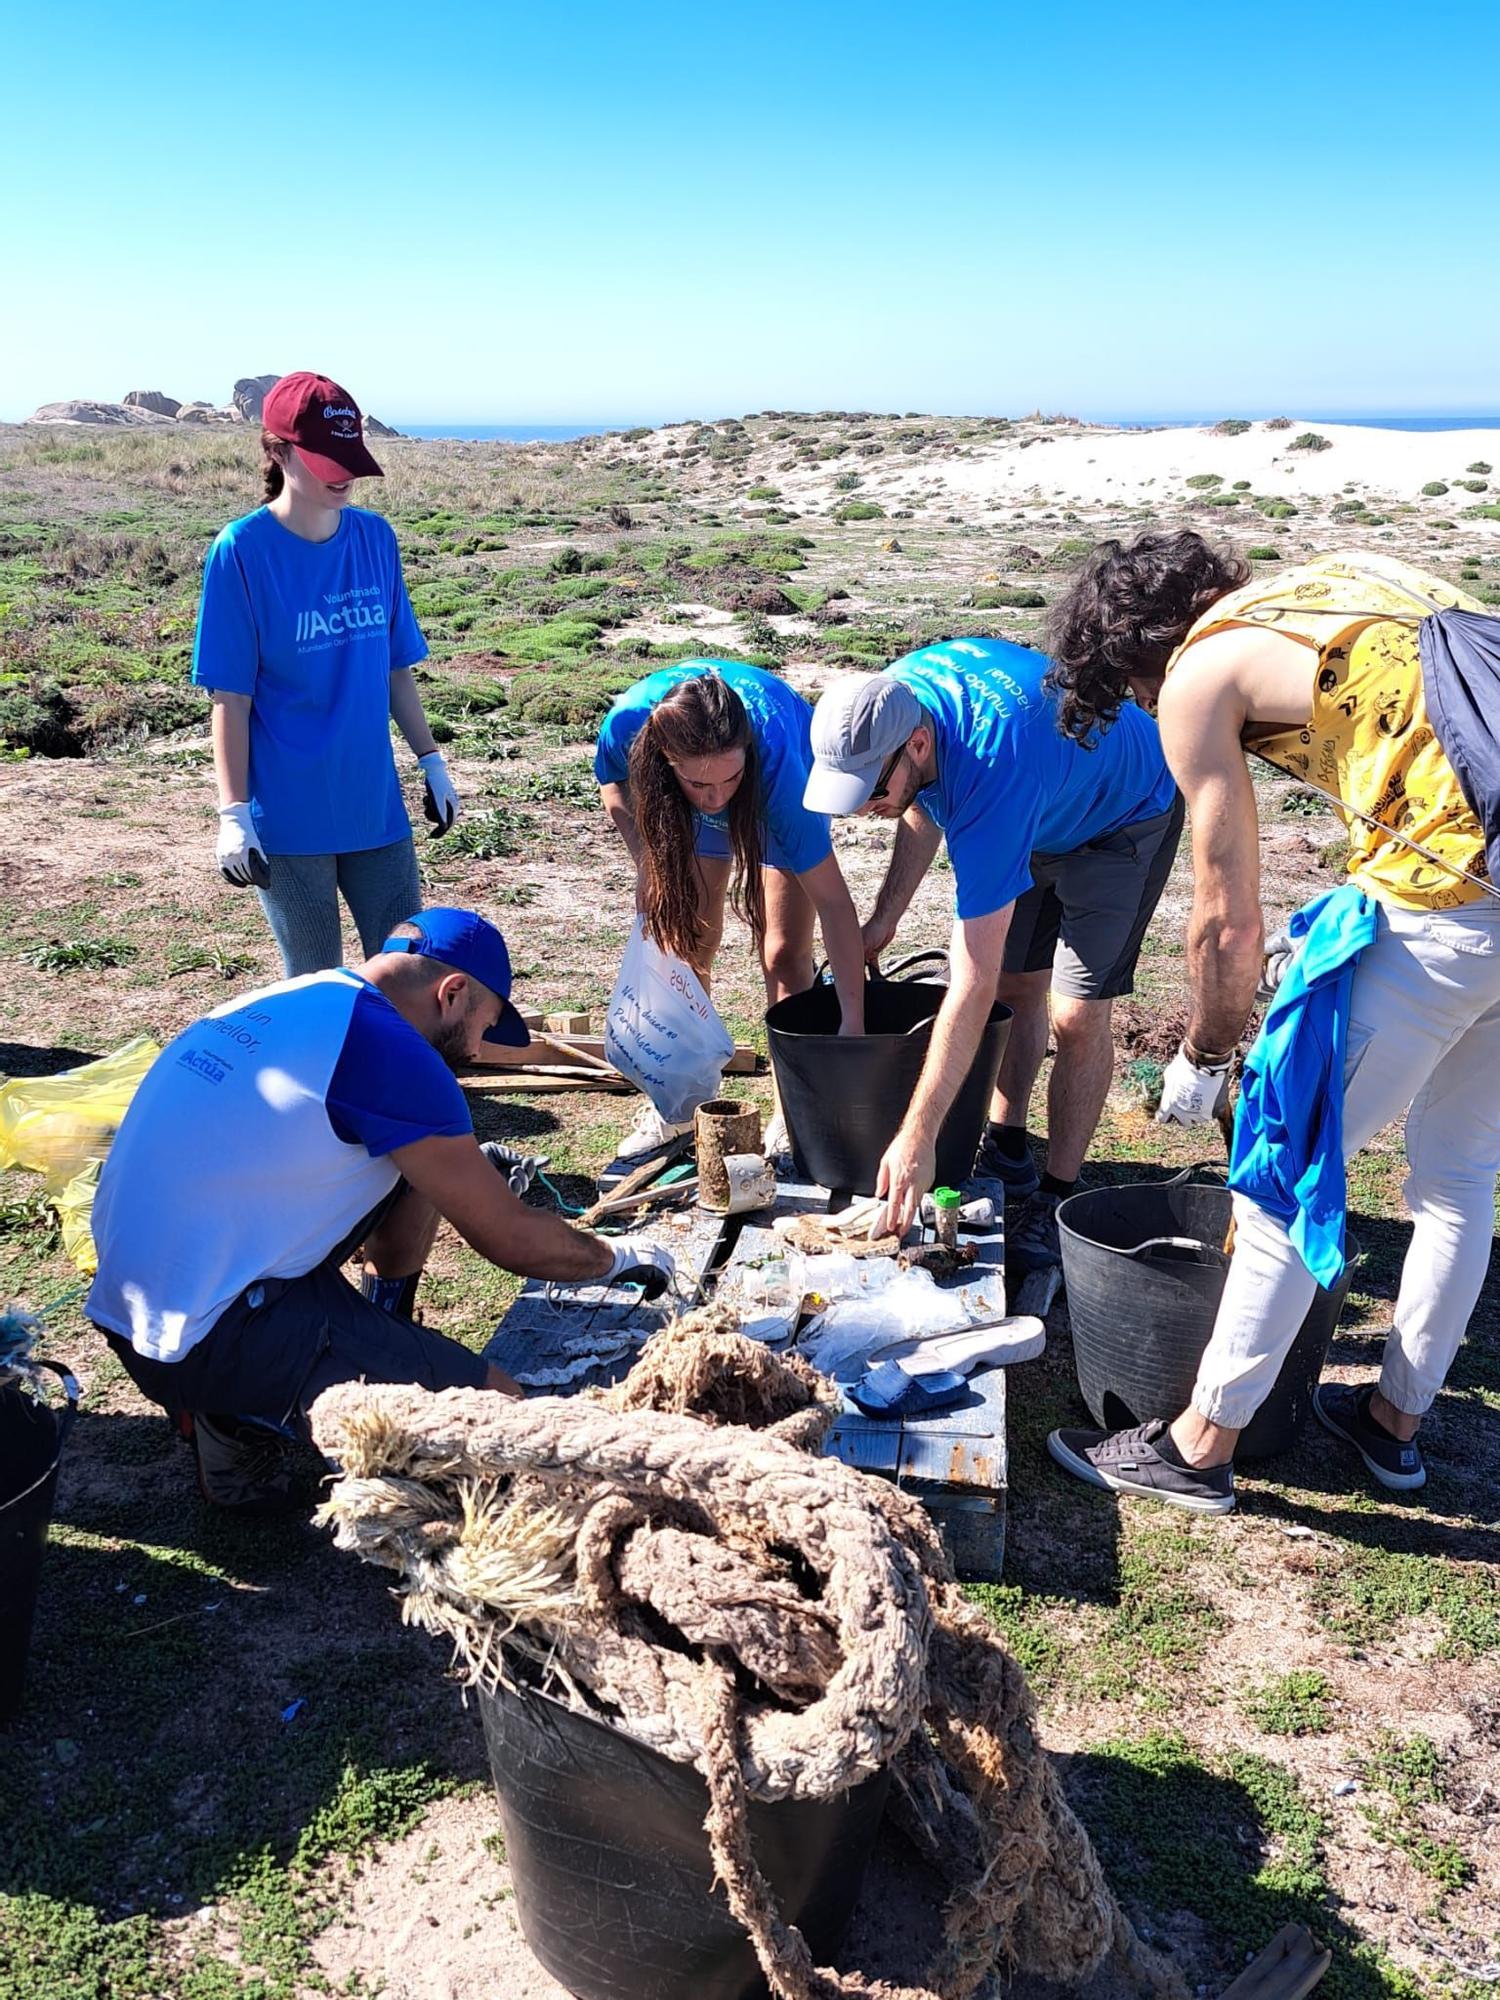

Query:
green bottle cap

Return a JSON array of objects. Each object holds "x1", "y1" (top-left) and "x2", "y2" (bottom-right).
[{"x1": 932, "y1": 1186, "x2": 961, "y2": 1208}]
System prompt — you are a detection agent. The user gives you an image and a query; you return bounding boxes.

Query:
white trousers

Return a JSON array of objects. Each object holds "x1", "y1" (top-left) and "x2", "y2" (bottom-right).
[{"x1": 1192, "y1": 897, "x2": 1500, "y2": 1430}]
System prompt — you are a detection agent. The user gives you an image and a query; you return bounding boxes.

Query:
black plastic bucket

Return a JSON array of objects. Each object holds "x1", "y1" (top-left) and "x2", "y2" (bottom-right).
[
  {"x1": 766, "y1": 953, "x2": 1012, "y2": 1196},
  {"x1": 479, "y1": 1672, "x2": 890, "y2": 2000},
  {"x1": 0, "y1": 1360, "x2": 78, "y2": 1725},
  {"x1": 1057, "y1": 1179, "x2": 1356, "y2": 1461}
]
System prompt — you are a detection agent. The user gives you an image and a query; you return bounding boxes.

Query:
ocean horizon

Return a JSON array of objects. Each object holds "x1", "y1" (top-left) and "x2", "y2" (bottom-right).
[{"x1": 395, "y1": 414, "x2": 1500, "y2": 442}]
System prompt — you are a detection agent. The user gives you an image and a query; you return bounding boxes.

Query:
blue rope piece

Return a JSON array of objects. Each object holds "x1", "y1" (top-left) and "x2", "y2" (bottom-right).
[{"x1": 537, "y1": 1171, "x2": 586, "y2": 1216}]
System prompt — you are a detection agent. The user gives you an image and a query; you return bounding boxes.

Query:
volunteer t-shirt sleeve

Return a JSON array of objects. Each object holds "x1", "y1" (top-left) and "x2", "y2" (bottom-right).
[
  {"x1": 945, "y1": 761, "x2": 1044, "y2": 918},
  {"x1": 757, "y1": 720, "x2": 833, "y2": 873},
  {"x1": 593, "y1": 700, "x2": 642, "y2": 786},
  {"x1": 383, "y1": 525, "x2": 428, "y2": 672},
  {"x1": 190, "y1": 531, "x2": 260, "y2": 695},
  {"x1": 325, "y1": 986, "x2": 472, "y2": 1156}
]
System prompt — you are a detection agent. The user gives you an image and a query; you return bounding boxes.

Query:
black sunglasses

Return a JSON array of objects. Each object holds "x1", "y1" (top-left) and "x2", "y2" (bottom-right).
[{"x1": 868, "y1": 744, "x2": 906, "y2": 802}]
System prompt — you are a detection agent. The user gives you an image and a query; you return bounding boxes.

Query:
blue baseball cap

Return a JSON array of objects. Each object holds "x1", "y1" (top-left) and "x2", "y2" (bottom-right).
[{"x1": 381, "y1": 908, "x2": 531, "y2": 1047}]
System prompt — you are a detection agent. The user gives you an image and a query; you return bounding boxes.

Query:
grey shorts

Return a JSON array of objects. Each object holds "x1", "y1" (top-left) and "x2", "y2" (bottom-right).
[
  {"x1": 1002, "y1": 796, "x2": 1184, "y2": 1001},
  {"x1": 100, "y1": 1191, "x2": 488, "y2": 1434}
]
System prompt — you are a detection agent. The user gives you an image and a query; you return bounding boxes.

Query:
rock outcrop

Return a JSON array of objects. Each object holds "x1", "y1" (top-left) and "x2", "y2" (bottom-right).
[
  {"x1": 177, "y1": 401, "x2": 242, "y2": 424},
  {"x1": 27, "y1": 400, "x2": 174, "y2": 426},
  {"x1": 232, "y1": 374, "x2": 280, "y2": 424},
  {"x1": 123, "y1": 389, "x2": 181, "y2": 418},
  {"x1": 27, "y1": 382, "x2": 403, "y2": 438}
]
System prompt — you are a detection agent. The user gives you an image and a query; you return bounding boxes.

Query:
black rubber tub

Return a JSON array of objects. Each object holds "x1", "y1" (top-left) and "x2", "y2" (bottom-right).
[
  {"x1": 0, "y1": 1360, "x2": 77, "y2": 1725},
  {"x1": 1057, "y1": 1179, "x2": 1357, "y2": 1461},
  {"x1": 766, "y1": 953, "x2": 1012, "y2": 1196},
  {"x1": 479, "y1": 1670, "x2": 890, "y2": 2000}
]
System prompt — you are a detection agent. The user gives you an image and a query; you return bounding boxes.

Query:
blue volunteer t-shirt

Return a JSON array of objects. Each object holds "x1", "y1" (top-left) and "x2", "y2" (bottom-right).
[
  {"x1": 891, "y1": 638, "x2": 1177, "y2": 919},
  {"x1": 594, "y1": 659, "x2": 833, "y2": 875},
  {"x1": 191, "y1": 506, "x2": 428, "y2": 855},
  {"x1": 86, "y1": 969, "x2": 472, "y2": 1361}
]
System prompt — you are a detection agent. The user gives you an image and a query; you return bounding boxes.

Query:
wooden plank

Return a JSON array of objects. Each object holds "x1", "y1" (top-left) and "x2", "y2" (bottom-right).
[
  {"x1": 1218, "y1": 1925, "x2": 1330, "y2": 2000},
  {"x1": 467, "y1": 1038, "x2": 759, "y2": 1075},
  {"x1": 462, "y1": 1072, "x2": 631, "y2": 1095}
]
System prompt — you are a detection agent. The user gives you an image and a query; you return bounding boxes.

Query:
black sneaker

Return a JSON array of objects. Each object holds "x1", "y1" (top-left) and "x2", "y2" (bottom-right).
[
  {"x1": 972, "y1": 1131, "x2": 1040, "y2": 1199},
  {"x1": 190, "y1": 1412, "x2": 303, "y2": 1513},
  {"x1": 1048, "y1": 1419, "x2": 1236, "y2": 1514},
  {"x1": 1313, "y1": 1383, "x2": 1426, "y2": 1492},
  {"x1": 1006, "y1": 1189, "x2": 1063, "y2": 1277}
]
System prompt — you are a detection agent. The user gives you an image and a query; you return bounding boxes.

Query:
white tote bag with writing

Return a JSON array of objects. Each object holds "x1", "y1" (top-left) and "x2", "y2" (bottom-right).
[{"x1": 604, "y1": 918, "x2": 735, "y2": 1125}]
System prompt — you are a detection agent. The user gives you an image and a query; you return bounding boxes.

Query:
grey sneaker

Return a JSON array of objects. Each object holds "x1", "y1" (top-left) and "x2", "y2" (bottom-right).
[
  {"x1": 191, "y1": 1412, "x2": 303, "y2": 1513},
  {"x1": 1313, "y1": 1383, "x2": 1426, "y2": 1491},
  {"x1": 1007, "y1": 1189, "x2": 1062, "y2": 1277},
  {"x1": 972, "y1": 1130, "x2": 1041, "y2": 1199},
  {"x1": 1048, "y1": 1419, "x2": 1236, "y2": 1514}
]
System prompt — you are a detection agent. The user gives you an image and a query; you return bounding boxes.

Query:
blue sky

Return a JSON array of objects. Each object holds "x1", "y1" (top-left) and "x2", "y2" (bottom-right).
[{"x1": 3, "y1": 0, "x2": 1497, "y2": 424}]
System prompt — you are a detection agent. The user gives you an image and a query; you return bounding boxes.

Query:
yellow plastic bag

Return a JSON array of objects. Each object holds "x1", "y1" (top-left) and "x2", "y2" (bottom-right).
[{"x1": 0, "y1": 1036, "x2": 160, "y2": 1272}]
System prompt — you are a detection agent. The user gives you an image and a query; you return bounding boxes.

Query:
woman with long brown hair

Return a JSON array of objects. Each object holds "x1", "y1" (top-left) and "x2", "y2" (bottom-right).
[{"x1": 596, "y1": 660, "x2": 866, "y2": 1156}]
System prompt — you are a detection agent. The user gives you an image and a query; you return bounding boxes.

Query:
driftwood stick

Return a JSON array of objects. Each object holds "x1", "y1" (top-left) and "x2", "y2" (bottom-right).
[{"x1": 1218, "y1": 1925, "x2": 1331, "y2": 2000}]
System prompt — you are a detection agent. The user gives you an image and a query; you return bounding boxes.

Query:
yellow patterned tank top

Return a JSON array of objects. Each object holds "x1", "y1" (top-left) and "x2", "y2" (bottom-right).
[{"x1": 1169, "y1": 552, "x2": 1488, "y2": 910}]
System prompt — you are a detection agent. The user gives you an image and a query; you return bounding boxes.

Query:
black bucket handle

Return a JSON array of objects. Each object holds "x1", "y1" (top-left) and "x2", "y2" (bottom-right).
[
  {"x1": 0, "y1": 1359, "x2": 79, "y2": 1516},
  {"x1": 808, "y1": 951, "x2": 948, "y2": 1036}
]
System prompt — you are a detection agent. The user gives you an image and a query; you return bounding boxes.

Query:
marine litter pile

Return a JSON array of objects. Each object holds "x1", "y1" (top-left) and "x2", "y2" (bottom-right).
[{"x1": 311, "y1": 1308, "x2": 1180, "y2": 2000}]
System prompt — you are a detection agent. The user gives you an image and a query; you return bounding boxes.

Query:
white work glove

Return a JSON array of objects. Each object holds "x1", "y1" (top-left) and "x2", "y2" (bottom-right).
[
  {"x1": 480, "y1": 1140, "x2": 549, "y2": 1196},
  {"x1": 1256, "y1": 929, "x2": 1300, "y2": 1004},
  {"x1": 216, "y1": 802, "x2": 269, "y2": 889},
  {"x1": 603, "y1": 1238, "x2": 677, "y2": 1301},
  {"x1": 1156, "y1": 1043, "x2": 1233, "y2": 1128},
  {"x1": 418, "y1": 750, "x2": 459, "y2": 836}
]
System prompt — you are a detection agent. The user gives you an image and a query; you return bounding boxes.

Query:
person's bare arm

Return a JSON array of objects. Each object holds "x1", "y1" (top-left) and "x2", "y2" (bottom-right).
[
  {"x1": 210, "y1": 691, "x2": 252, "y2": 806},
  {"x1": 390, "y1": 1134, "x2": 614, "y2": 1282},
  {"x1": 797, "y1": 851, "x2": 866, "y2": 1035},
  {"x1": 599, "y1": 781, "x2": 643, "y2": 865},
  {"x1": 876, "y1": 905, "x2": 1011, "y2": 1235},
  {"x1": 863, "y1": 805, "x2": 944, "y2": 961},
  {"x1": 388, "y1": 667, "x2": 440, "y2": 758},
  {"x1": 1157, "y1": 658, "x2": 1265, "y2": 1059}
]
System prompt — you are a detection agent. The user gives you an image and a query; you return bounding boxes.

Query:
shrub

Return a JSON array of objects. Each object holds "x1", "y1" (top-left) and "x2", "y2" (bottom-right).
[
  {"x1": 1466, "y1": 460, "x2": 1492, "y2": 474},
  {"x1": 1204, "y1": 492, "x2": 1241, "y2": 506},
  {"x1": 1185, "y1": 472, "x2": 1223, "y2": 490},
  {"x1": 1263, "y1": 416, "x2": 1293, "y2": 430},
  {"x1": 831, "y1": 500, "x2": 886, "y2": 522},
  {"x1": 1212, "y1": 418, "x2": 1252, "y2": 436},
  {"x1": 746, "y1": 485, "x2": 780, "y2": 501},
  {"x1": 1257, "y1": 499, "x2": 1299, "y2": 518},
  {"x1": 1421, "y1": 481, "x2": 1449, "y2": 497},
  {"x1": 683, "y1": 533, "x2": 811, "y2": 574},
  {"x1": 0, "y1": 679, "x2": 82, "y2": 757},
  {"x1": 1464, "y1": 504, "x2": 1500, "y2": 522},
  {"x1": 1245, "y1": 545, "x2": 1281, "y2": 560},
  {"x1": 1289, "y1": 432, "x2": 1332, "y2": 452},
  {"x1": 1459, "y1": 478, "x2": 1488, "y2": 492},
  {"x1": 26, "y1": 936, "x2": 137, "y2": 971},
  {"x1": 832, "y1": 472, "x2": 862, "y2": 492},
  {"x1": 1232, "y1": 479, "x2": 1251, "y2": 490},
  {"x1": 971, "y1": 585, "x2": 1046, "y2": 609},
  {"x1": 506, "y1": 665, "x2": 634, "y2": 731}
]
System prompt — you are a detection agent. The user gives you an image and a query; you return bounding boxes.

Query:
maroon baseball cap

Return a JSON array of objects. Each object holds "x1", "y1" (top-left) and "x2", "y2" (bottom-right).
[{"x1": 262, "y1": 372, "x2": 384, "y2": 484}]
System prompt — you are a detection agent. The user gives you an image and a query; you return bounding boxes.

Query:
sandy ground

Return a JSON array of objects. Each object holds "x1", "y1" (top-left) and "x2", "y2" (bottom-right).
[{"x1": 622, "y1": 415, "x2": 1500, "y2": 525}]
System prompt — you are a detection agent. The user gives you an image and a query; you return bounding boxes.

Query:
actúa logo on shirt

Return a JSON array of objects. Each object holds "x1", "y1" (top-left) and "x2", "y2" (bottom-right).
[{"x1": 296, "y1": 602, "x2": 388, "y2": 644}]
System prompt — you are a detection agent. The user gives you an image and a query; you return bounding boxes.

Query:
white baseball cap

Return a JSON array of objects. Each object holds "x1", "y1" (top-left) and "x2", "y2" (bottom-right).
[{"x1": 803, "y1": 673, "x2": 924, "y2": 815}]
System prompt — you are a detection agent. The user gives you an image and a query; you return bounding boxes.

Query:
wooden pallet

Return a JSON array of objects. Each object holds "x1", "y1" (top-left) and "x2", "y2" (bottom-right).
[{"x1": 718, "y1": 1180, "x2": 1016, "y2": 1582}]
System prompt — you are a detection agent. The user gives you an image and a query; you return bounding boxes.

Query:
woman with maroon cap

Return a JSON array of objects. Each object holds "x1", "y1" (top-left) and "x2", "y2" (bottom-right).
[{"x1": 191, "y1": 371, "x2": 461, "y2": 974}]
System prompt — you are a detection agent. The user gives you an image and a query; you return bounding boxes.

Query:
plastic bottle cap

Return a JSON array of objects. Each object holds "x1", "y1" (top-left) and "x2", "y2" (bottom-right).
[{"x1": 932, "y1": 1186, "x2": 961, "y2": 1208}]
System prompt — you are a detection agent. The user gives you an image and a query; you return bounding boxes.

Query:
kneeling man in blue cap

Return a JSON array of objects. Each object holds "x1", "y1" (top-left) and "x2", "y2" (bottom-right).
[{"x1": 87, "y1": 907, "x2": 674, "y2": 1508}]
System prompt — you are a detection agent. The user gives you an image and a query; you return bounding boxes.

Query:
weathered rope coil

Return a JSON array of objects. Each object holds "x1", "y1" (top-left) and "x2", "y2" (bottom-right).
[{"x1": 311, "y1": 1306, "x2": 1179, "y2": 2000}]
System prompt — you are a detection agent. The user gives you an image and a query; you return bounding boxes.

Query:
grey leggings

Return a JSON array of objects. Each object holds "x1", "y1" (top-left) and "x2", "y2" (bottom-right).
[{"x1": 256, "y1": 838, "x2": 423, "y2": 976}]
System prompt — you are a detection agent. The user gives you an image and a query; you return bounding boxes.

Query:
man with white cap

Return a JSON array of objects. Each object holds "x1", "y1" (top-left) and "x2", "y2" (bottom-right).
[{"x1": 804, "y1": 638, "x2": 1180, "y2": 1257}]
